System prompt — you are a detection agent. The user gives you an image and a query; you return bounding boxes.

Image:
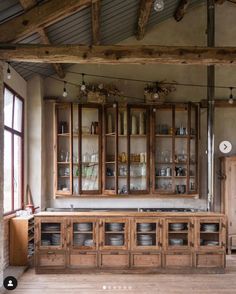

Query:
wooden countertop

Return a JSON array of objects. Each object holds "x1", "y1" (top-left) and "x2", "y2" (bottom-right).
[{"x1": 35, "y1": 211, "x2": 225, "y2": 217}]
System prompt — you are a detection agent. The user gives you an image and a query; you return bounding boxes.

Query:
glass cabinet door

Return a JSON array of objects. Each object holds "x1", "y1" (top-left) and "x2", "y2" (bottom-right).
[
  {"x1": 70, "y1": 218, "x2": 97, "y2": 250},
  {"x1": 80, "y1": 105, "x2": 101, "y2": 194},
  {"x1": 153, "y1": 106, "x2": 174, "y2": 194},
  {"x1": 128, "y1": 106, "x2": 149, "y2": 194},
  {"x1": 100, "y1": 219, "x2": 129, "y2": 250},
  {"x1": 103, "y1": 103, "x2": 118, "y2": 194},
  {"x1": 39, "y1": 219, "x2": 65, "y2": 250},
  {"x1": 55, "y1": 104, "x2": 72, "y2": 195},
  {"x1": 72, "y1": 104, "x2": 79, "y2": 195}
]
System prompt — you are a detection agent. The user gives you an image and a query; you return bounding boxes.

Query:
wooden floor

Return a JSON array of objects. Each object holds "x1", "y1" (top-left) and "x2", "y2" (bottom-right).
[{"x1": 9, "y1": 255, "x2": 236, "y2": 294}]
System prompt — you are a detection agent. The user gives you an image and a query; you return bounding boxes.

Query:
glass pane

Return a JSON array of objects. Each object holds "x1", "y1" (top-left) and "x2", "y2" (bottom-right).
[
  {"x1": 200, "y1": 222, "x2": 219, "y2": 247},
  {"x1": 4, "y1": 131, "x2": 12, "y2": 213},
  {"x1": 14, "y1": 135, "x2": 22, "y2": 210},
  {"x1": 105, "y1": 222, "x2": 125, "y2": 246},
  {"x1": 81, "y1": 108, "x2": 99, "y2": 191},
  {"x1": 175, "y1": 108, "x2": 188, "y2": 136},
  {"x1": 41, "y1": 223, "x2": 61, "y2": 247},
  {"x1": 72, "y1": 104, "x2": 79, "y2": 195},
  {"x1": 13, "y1": 97, "x2": 23, "y2": 132},
  {"x1": 73, "y1": 222, "x2": 94, "y2": 247},
  {"x1": 4, "y1": 88, "x2": 13, "y2": 128}
]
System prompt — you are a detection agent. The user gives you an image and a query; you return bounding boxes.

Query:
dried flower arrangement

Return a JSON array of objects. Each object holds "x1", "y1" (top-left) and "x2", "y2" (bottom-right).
[{"x1": 144, "y1": 81, "x2": 176, "y2": 104}]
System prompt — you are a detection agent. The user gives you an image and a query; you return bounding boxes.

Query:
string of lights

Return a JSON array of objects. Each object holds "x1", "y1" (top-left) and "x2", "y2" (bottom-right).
[{"x1": 7, "y1": 62, "x2": 236, "y2": 104}]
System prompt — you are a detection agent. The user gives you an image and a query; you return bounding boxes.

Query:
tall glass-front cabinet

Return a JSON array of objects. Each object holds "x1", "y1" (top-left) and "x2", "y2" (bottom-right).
[{"x1": 54, "y1": 102, "x2": 199, "y2": 197}]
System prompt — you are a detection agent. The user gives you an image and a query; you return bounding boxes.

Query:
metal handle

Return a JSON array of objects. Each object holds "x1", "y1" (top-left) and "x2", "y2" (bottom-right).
[
  {"x1": 158, "y1": 242, "x2": 162, "y2": 247},
  {"x1": 222, "y1": 242, "x2": 225, "y2": 247},
  {"x1": 190, "y1": 223, "x2": 194, "y2": 228},
  {"x1": 159, "y1": 223, "x2": 163, "y2": 228},
  {"x1": 47, "y1": 251, "x2": 55, "y2": 255},
  {"x1": 190, "y1": 242, "x2": 194, "y2": 247},
  {"x1": 111, "y1": 252, "x2": 119, "y2": 255}
]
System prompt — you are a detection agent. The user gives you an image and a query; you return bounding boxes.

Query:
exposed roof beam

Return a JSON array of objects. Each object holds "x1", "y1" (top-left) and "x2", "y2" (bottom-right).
[
  {"x1": 37, "y1": 29, "x2": 65, "y2": 79},
  {"x1": 91, "y1": 0, "x2": 101, "y2": 45},
  {"x1": 174, "y1": 0, "x2": 190, "y2": 22},
  {"x1": 19, "y1": 0, "x2": 37, "y2": 11},
  {"x1": 1, "y1": 44, "x2": 236, "y2": 65},
  {"x1": 136, "y1": 0, "x2": 153, "y2": 40},
  {"x1": 0, "y1": 0, "x2": 91, "y2": 43}
]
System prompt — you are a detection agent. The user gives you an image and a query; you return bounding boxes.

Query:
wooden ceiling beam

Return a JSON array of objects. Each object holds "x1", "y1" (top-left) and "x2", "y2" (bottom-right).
[
  {"x1": 37, "y1": 29, "x2": 65, "y2": 79},
  {"x1": 1, "y1": 44, "x2": 236, "y2": 65},
  {"x1": 136, "y1": 0, "x2": 153, "y2": 40},
  {"x1": 0, "y1": 0, "x2": 91, "y2": 43},
  {"x1": 91, "y1": 0, "x2": 101, "y2": 45},
  {"x1": 174, "y1": 0, "x2": 190, "y2": 22}
]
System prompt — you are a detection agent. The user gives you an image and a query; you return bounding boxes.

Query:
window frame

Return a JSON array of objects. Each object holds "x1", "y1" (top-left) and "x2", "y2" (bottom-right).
[{"x1": 3, "y1": 83, "x2": 24, "y2": 216}]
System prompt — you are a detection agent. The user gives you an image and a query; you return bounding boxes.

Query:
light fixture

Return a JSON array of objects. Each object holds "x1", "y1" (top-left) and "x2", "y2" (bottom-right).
[
  {"x1": 7, "y1": 62, "x2": 11, "y2": 80},
  {"x1": 81, "y1": 73, "x2": 86, "y2": 91},
  {"x1": 228, "y1": 87, "x2": 234, "y2": 104},
  {"x1": 62, "y1": 81, "x2": 68, "y2": 97},
  {"x1": 154, "y1": 0, "x2": 164, "y2": 12}
]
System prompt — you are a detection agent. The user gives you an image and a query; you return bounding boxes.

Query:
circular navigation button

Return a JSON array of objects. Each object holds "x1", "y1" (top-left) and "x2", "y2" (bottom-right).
[
  {"x1": 219, "y1": 141, "x2": 232, "y2": 154},
  {"x1": 3, "y1": 276, "x2": 18, "y2": 290}
]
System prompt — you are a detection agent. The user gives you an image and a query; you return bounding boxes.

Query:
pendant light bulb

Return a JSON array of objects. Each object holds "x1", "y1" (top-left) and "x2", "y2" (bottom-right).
[
  {"x1": 81, "y1": 73, "x2": 86, "y2": 91},
  {"x1": 7, "y1": 62, "x2": 11, "y2": 80},
  {"x1": 154, "y1": 0, "x2": 165, "y2": 12},
  {"x1": 228, "y1": 87, "x2": 234, "y2": 104},
  {"x1": 63, "y1": 81, "x2": 68, "y2": 97}
]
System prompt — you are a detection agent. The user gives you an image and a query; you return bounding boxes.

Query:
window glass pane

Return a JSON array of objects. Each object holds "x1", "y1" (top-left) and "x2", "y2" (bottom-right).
[
  {"x1": 13, "y1": 97, "x2": 23, "y2": 132},
  {"x1": 14, "y1": 135, "x2": 22, "y2": 210},
  {"x1": 4, "y1": 130, "x2": 12, "y2": 213},
  {"x1": 4, "y1": 88, "x2": 13, "y2": 128}
]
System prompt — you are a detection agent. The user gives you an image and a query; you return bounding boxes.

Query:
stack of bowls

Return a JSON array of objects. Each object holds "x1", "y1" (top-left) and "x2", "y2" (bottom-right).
[
  {"x1": 41, "y1": 239, "x2": 51, "y2": 246},
  {"x1": 75, "y1": 223, "x2": 92, "y2": 232},
  {"x1": 74, "y1": 234, "x2": 85, "y2": 246},
  {"x1": 84, "y1": 239, "x2": 94, "y2": 247},
  {"x1": 169, "y1": 238, "x2": 184, "y2": 246},
  {"x1": 138, "y1": 234, "x2": 153, "y2": 246},
  {"x1": 108, "y1": 235, "x2": 124, "y2": 246},
  {"x1": 201, "y1": 223, "x2": 218, "y2": 232},
  {"x1": 43, "y1": 224, "x2": 60, "y2": 231},
  {"x1": 108, "y1": 223, "x2": 123, "y2": 231},
  {"x1": 204, "y1": 240, "x2": 219, "y2": 246},
  {"x1": 51, "y1": 233, "x2": 61, "y2": 245},
  {"x1": 169, "y1": 223, "x2": 185, "y2": 231},
  {"x1": 137, "y1": 223, "x2": 153, "y2": 232}
]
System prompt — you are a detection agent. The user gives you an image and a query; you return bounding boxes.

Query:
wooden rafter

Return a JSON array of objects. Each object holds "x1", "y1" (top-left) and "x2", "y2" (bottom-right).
[
  {"x1": 91, "y1": 0, "x2": 101, "y2": 45},
  {"x1": 136, "y1": 0, "x2": 153, "y2": 40},
  {"x1": 37, "y1": 29, "x2": 65, "y2": 79},
  {"x1": 1, "y1": 44, "x2": 236, "y2": 65},
  {"x1": 174, "y1": 0, "x2": 190, "y2": 22},
  {"x1": 0, "y1": 0, "x2": 91, "y2": 43}
]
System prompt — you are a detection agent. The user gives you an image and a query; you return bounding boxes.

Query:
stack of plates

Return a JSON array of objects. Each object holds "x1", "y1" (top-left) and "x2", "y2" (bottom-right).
[
  {"x1": 137, "y1": 223, "x2": 153, "y2": 232},
  {"x1": 28, "y1": 243, "x2": 34, "y2": 256},
  {"x1": 51, "y1": 234, "x2": 61, "y2": 245},
  {"x1": 169, "y1": 223, "x2": 185, "y2": 231},
  {"x1": 74, "y1": 234, "x2": 85, "y2": 246},
  {"x1": 75, "y1": 223, "x2": 92, "y2": 232},
  {"x1": 169, "y1": 238, "x2": 184, "y2": 246},
  {"x1": 204, "y1": 240, "x2": 219, "y2": 246},
  {"x1": 108, "y1": 223, "x2": 123, "y2": 232},
  {"x1": 201, "y1": 223, "x2": 218, "y2": 232},
  {"x1": 42, "y1": 224, "x2": 60, "y2": 231},
  {"x1": 84, "y1": 239, "x2": 94, "y2": 247},
  {"x1": 138, "y1": 234, "x2": 153, "y2": 246},
  {"x1": 41, "y1": 240, "x2": 51, "y2": 246},
  {"x1": 108, "y1": 235, "x2": 124, "y2": 246}
]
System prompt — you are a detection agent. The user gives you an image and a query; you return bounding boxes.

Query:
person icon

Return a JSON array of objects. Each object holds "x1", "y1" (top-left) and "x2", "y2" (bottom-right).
[
  {"x1": 8, "y1": 280, "x2": 14, "y2": 287},
  {"x1": 3, "y1": 276, "x2": 17, "y2": 290}
]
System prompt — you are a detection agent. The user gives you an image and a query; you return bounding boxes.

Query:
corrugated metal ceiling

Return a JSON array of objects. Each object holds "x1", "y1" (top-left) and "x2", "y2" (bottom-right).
[{"x1": 0, "y1": 0, "x2": 205, "y2": 80}]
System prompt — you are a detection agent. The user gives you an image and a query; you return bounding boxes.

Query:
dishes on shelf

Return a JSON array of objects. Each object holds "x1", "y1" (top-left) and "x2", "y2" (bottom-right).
[
  {"x1": 204, "y1": 240, "x2": 219, "y2": 246},
  {"x1": 107, "y1": 223, "x2": 123, "y2": 231},
  {"x1": 138, "y1": 234, "x2": 153, "y2": 246},
  {"x1": 41, "y1": 240, "x2": 51, "y2": 246},
  {"x1": 42, "y1": 224, "x2": 60, "y2": 231},
  {"x1": 51, "y1": 234, "x2": 61, "y2": 245},
  {"x1": 73, "y1": 234, "x2": 85, "y2": 246},
  {"x1": 84, "y1": 239, "x2": 94, "y2": 247},
  {"x1": 108, "y1": 235, "x2": 124, "y2": 246},
  {"x1": 74, "y1": 223, "x2": 92, "y2": 232},
  {"x1": 169, "y1": 238, "x2": 184, "y2": 246},
  {"x1": 169, "y1": 223, "x2": 186, "y2": 231},
  {"x1": 137, "y1": 223, "x2": 153, "y2": 232},
  {"x1": 201, "y1": 223, "x2": 218, "y2": 232}
]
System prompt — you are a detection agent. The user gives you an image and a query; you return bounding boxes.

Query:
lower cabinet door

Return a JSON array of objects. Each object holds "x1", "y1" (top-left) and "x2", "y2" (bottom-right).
[
  {"x1": 37, "y1": 251, "x2": 66, "y2": 268},
  {"x1": 132, "y1": 253, "x2": 161, "y2": 268},
  {"x1": 100, "y1": 252, "x2": 129, "y2": 269},
  {"x1": 164, "y1": 252, "x2": 192, "y2": 268},
  {"x1": 69, "y1": 252, "x2": 98, "y2": 268},
  {"x1": 195, "y1": 252, "x2": 225, "y2": 268}
]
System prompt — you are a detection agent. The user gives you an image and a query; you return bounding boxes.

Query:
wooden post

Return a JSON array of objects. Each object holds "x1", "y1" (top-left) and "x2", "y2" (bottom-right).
[
  {"x1": 207, "y1": 0, "x2": 215, "y2": 211},
  {"x1": 0, "y1": 61, "x2": 4, "y2": 287}
]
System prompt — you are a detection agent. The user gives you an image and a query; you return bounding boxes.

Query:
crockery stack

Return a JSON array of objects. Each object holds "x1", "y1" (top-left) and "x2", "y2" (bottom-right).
[
  {"x1": 137, "y1": 223, "x2": 153, "y2": 232},
  {"x1": 108, "y1": 223, "x2": 123, "y2": 231},
  {"x1": 109, "y1": 235, "x2": 124, "y2": 246},
  {"x1": 138, "y1": 234, "x2": 153, "y2": 246}
]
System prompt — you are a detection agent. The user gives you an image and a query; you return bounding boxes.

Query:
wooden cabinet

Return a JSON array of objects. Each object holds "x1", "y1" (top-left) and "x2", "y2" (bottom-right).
[
  {"x1": 220, "y1": 156, "x2": 236, "y2": 254},
  {"x1": 35, "y1": 213, "x2": 225, "y2": 273},
  {"x1": 10, "y1": 216, "x2": 34, "y2": 266},
  {"x1": 54, "y1": 102, "x2": 199, "y2": 198}
]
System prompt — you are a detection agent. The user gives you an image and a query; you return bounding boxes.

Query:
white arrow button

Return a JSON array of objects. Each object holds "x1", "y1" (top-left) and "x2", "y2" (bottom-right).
[{"x1": 219, "y1": 141, "x2": 232, "y2": 154}]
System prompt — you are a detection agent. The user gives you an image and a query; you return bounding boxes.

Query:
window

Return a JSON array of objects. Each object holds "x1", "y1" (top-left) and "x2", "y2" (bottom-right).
[{"x1": 4, "y1": 85, "x2": 24, "y2": 214}]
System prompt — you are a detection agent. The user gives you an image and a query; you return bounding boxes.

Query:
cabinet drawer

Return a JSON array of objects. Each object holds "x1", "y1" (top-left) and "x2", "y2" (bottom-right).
[
  {"x1": 132, "y1": 253, "x2": 161, "y2": 268},
  {"x1": 164, "y1": 253, "x2": 192, "y2": 268},
  {"x1": 37, "y1": 251, "x2": 65, "y2": 267},
  {"x1": 69, "y1": 252, "x2": 97, "y2": 268},
  {"x1": 196, "y1": 253, "x2": 225, "y2": 268},
  {"x1": 100, "y1": 252, "x2": 129, "y2": 268}
]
